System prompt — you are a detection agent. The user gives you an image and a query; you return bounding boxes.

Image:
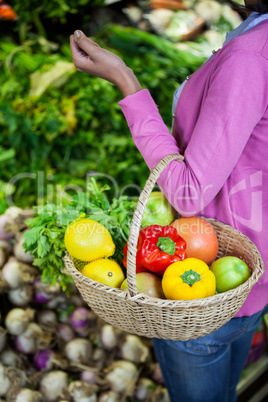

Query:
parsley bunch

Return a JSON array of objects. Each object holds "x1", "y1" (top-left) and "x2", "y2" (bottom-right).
[{"x1": 23, "y1": 178, "x2": 137, "y2": 292}]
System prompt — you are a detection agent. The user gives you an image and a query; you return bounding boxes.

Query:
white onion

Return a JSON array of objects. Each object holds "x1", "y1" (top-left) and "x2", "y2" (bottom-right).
[
  {"x1": 106, "y1": 360, "x2": 138, "y2": 393},
  {"x1": 5, "y1": 307, "x2": 35, "y2": 335},
  {"x1": 14, "y1": 388, "x2": 43, "y2": 402},
  {"x1": 15, "y1": 322, "x2": 43, "y2": 354},
  {"x1": 120, "y1": 335, "x2": 150, "y2": 364},
  {"x1": 0, "y1": 327, "x2": 7, "y2": 353},
  {"x1": 38, "y1": 309, "x2": 58, "y2": 330},
  {"x1": 153, "y1": 386, "x2": 170, "y2": 402},
  {"x1": 100, "y1": 325, "x2": 118, "y2": 350},
  {"x1": 68, "y1": 381, "x2": 98, "y2": 402},
  {"x1": 0, "y1": 247, "x2": 6, "y2": 268},
  {"x1": 92, "y1": 347, "x2": 106, "y2": 369},
  {"x1": 2, "y1": 257, "x2": 38, "y2": 289},
  {"x1": 8, "y1": 284, "x2": 33, "y2": 306},
  {"x1": 0, "y1": 239, "x2": 13, "y2": 253},
  {"x1": 134, "y1": 377, "x2": 155, "y2": 401},
  {"x1": 0, "y1": 349, "x2": 23, "y2": 368},
  {"x1": 14, "y1": 233, "x2": 34, "y2": 264},
  {"x1": 39, "y1": 370, "x2": 68, "y2": 402},
  {"x1": 0, "y1": 362, "x2": 11, "y2": 397},
  {"x1": 0, "y1": 214, "x2": 15, "y2": 240},
  {"x1": 98, "y1": 391, "x2": 120, "y2": 402},
  {"x1": 64, "y1": 338, "x2": 92, "y2": 364}
]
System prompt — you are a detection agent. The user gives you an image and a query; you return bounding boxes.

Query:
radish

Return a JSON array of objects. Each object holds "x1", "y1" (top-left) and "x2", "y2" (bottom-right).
[
  {"x1": 69, "y1": 307, "x2": 91, "y2": 335},
  {"x1": 5, "y1": 308, "x2": 35, "y2": 335},
  {"x1": 58, "y1": 323, "x2": 75, "y2": 343},
  {"x1": 80, "y1": 370, "x2": 97, "y2": 385},
  {"x1": 34, "y1": 349, "x2": 55, "y2": 371},
  {"x1": 34, "y1": 279, "x2": 61, "y2": 304}
]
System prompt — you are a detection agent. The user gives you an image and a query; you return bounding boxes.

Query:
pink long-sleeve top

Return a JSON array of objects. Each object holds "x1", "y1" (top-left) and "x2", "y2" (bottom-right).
[{"x1": 119, "y1": 20, "x2": 268, "y2": 317}]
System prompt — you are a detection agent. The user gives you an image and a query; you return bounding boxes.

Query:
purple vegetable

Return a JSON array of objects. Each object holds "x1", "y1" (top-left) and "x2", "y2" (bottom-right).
[
  {"x1": 34, "y1": 349, "x2": 54, "y2": 371},
  {"x1": 58, "y1": 324, "x2": 75, "y2": 343},
  {"x1": 34, "y1": 291, "x2": 52, "y2": 304},
  {"x1": 69, "y1": 308, "x2": 90, "y2": 333}
]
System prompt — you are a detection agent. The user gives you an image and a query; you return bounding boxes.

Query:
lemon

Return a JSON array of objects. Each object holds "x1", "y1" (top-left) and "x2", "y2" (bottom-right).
[
  {"x1": 64, "y1": 218, "x2": 115, "y2": 262},
  {"x1": 81, "y1": 259, "x2": 125, "y2": 288}
]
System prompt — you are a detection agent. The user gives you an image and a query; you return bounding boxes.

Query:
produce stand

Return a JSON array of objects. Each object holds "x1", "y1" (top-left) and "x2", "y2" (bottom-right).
[{"x1": 0, "y1": 0, "x2": 267, "y2": 401}]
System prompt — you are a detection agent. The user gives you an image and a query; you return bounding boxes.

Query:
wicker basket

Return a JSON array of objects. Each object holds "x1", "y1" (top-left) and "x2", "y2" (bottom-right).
[{"x1": 64, "y1": 154, "x2": 264, "y2": 341}]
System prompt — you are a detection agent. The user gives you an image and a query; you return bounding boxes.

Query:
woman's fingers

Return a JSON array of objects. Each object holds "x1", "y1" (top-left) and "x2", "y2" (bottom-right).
[
  {"x1": 70, "y1": 35, "x2": 93, "y2": 71},
  {"x1": 73, "y1": 30, "x2": 100, "y2": 55}
]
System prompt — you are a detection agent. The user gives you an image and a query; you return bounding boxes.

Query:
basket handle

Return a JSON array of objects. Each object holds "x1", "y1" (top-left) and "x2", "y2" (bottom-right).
[{"x1": 126, "y1": 153, "x2": 184, "y2": 297}]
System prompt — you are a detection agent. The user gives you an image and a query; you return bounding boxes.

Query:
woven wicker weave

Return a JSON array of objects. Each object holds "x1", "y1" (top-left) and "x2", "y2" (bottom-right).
[{"x1": 64, "y1": 154, "x2": 264, "y2": 341}]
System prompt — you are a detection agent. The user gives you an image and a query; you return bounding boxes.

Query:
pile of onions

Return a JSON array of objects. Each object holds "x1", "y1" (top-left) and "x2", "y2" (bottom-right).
[{"x1": 0, "y1": 211, "x2": 168, "y2": 402}]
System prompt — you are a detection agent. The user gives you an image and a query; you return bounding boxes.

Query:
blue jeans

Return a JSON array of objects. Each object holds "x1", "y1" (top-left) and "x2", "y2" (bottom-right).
[{"x1": 153, "y1": 304, "x2": 268, "y2": 402}]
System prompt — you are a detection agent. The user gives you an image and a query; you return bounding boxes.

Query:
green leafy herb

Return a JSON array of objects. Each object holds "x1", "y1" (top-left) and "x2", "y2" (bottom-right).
[{"x1": 23, "y1": 178, "x2": 137, "y2": 292}]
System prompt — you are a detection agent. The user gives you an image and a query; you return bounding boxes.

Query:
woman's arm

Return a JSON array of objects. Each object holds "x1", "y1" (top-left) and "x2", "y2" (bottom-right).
[
  {"x1": 118, "y1": 51, "x2": 268, "y2": 216},
  {"x1": 70, "y1": 33, "x2": 267, "y2": 216}
]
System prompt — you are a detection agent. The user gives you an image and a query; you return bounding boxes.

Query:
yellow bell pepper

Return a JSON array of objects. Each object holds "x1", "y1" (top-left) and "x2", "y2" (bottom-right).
[{"x1": 162, "y1": 258, "x2": 216, "y2": 300}]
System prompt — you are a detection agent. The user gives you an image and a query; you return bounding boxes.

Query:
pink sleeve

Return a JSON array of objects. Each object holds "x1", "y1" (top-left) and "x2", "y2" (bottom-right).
[{"x1": 118, "y1": 51, "x2": 267, "y2": 216}]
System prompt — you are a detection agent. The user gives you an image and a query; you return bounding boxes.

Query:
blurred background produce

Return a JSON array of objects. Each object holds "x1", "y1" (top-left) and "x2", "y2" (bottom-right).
[
  {"x1": 1, "y1": 0, "x2": 267, "y2": 400},
  {"x1": 0, "y1": 0, "x2": 244, "y2": 213}
]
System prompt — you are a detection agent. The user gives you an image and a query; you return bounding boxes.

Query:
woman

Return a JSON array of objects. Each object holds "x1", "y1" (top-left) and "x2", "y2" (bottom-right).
[{"x1": 70, "y1": 1, "x2": 268, "y2": 400}]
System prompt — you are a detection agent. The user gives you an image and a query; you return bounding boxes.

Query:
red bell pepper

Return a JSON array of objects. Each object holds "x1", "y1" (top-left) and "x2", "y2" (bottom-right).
[{"x1": 123, "y1": 225, "x2": 187, "y2": 276}]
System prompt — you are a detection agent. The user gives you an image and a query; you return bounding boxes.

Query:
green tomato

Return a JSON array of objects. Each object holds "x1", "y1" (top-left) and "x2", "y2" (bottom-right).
[
  {"x1": 141, "y1": 191, "x2": 176, "y2": 228},
  {"x1": 210, "y1": 256, "x2": 251, "y2": 293}
]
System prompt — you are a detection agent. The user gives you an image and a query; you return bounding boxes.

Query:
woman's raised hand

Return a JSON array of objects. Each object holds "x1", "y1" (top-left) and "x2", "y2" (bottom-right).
[{"x1": 70, "y1": 30, "x2": 142, "y2": 98}]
